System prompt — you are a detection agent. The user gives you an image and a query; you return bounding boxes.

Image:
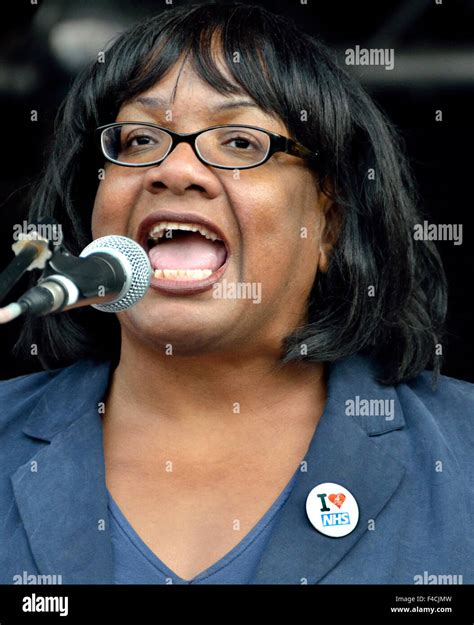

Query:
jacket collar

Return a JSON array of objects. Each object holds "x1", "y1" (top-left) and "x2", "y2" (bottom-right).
[
  {"x1": 12, "y1": 354, "x2": 406, "y2": 584},
  {"x1": 11, "y1": 359, "x2": 114, "y2": 584},
  {"x1": 21, "y1": 359, "x2": 112, "y2": 442}
]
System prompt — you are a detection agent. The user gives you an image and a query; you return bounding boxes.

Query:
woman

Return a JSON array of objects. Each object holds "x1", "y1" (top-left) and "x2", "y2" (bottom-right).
[{"x1": 1, "y1": 2, "x2": 473, "y2": 585}]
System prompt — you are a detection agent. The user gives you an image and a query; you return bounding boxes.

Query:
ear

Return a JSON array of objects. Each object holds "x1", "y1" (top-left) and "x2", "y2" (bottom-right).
[{"x1": 317, "y1": 189, "x2": 342, "y2": 273}]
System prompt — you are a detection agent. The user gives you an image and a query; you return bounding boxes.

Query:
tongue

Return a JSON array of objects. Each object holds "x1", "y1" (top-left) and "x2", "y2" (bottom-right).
[{"x1": 149, "y1": 232, "x2": 226, "y2": 271}]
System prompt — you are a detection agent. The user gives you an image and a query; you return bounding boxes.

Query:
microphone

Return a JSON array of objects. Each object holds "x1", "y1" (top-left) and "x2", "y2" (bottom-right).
[{"x1": 0, "y1": 236, "x2": 151, "y2": 322}]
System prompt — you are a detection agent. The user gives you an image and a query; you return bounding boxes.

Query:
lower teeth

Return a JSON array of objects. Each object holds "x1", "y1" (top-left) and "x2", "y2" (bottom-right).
[{"x1": 154, "y1": 268, "x2": 213, "y2": 280}]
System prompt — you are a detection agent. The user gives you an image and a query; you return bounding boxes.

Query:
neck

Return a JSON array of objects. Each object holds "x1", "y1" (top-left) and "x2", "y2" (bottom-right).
[{"x1": 103, "y1": 329, "x2": 327, "y2": 461}]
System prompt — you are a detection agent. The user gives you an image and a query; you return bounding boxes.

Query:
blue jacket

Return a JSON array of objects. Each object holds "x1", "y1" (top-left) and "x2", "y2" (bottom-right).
[{"x1": 1, "y1": 354, "x2": 473, "y2": 584}]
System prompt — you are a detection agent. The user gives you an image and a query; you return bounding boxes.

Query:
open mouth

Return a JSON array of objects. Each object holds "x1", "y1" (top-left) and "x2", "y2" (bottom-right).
[{"x1": 144, "y1": 219, "x2": 229, "y2": 292}]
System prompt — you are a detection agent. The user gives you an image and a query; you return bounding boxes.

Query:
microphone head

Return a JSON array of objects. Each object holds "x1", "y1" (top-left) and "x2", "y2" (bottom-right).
[{"x1": 80, "y1": 235, "x2": 151, "y2": 312}]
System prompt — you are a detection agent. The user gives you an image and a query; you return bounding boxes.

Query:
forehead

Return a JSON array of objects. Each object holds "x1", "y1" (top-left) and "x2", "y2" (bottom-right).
[{"x1": 118, "y1": 59, "x2": 286, "y2": 132}]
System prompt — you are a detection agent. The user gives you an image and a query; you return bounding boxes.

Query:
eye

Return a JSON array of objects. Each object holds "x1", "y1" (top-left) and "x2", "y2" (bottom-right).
[
  {"x1": 222, "y1": 132, "x2": 261, "y2": 151},
  {"x1": 129, "y1": 135, "x2": 153, "y2": 146},
  {"x1": 115, "y1": 125, "x2": 166, "y2": 153},
  {"x1": 227, "y1": 136, "x2": 253, "y2": 149},
  {"x1": 123, "y1": 131, "x2": 159, "y2": 149}
]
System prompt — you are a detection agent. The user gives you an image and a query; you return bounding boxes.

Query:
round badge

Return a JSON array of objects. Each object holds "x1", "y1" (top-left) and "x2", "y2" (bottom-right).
[{"x1": 306, "y1": 482, "x2": 359, "y2": 538}]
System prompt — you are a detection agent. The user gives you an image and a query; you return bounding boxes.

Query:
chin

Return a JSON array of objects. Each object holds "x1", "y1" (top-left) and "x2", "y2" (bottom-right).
[{"x1": 118, "y1": 302, "x2": 237, "y2": 355}]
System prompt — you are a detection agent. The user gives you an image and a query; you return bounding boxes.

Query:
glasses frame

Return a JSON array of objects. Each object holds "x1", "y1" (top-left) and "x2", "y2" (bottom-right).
[{"x1": 95, "y1": 122, "x2": 319, "y2": 170}]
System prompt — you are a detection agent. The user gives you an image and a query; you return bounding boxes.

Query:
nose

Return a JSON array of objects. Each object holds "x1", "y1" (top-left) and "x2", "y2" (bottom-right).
[{"x1": 141, "y1": 141, "x2": 221, "y2": 199}]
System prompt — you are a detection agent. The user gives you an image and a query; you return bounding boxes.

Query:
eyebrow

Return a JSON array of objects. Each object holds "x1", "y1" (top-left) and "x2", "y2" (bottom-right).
[{"x1": 135, "y1": 95, "x2": 261, "y2": 114}]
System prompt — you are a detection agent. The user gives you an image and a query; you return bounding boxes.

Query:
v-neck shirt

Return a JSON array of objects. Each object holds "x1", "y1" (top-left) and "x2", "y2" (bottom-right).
[{"x1": 107, "y1": 468, "x2": 299, "y2": 584}]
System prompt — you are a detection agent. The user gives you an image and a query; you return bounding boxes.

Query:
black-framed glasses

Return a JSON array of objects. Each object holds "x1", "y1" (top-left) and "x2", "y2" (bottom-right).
[{"x1": 95, "y1": 122, "x2": 318, "y2": 170}]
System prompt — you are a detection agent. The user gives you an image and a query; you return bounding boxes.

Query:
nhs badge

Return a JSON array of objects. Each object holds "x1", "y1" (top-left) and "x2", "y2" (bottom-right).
[{"x1": 306, "y1": 482, "x2": 359, "y2": 538}]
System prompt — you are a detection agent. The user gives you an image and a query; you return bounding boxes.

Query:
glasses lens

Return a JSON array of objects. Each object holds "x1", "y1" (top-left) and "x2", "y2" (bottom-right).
[
  {"x1": 196, "y1": 126, "x2": 270, "y2": 168},
  {"x1": 101, "y1": 124, "x2": 172, "y2": 165}
]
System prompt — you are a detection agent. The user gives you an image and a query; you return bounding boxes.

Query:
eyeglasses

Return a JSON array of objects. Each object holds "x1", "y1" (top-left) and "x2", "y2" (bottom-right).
[{"x1": 95, "y1": 122, "x2": 318, "y2": 170}]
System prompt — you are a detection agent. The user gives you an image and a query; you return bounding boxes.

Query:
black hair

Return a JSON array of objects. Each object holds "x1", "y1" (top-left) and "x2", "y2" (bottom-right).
[{"x1": 15, "y1": 1, "x2": 447, "y2": 385}]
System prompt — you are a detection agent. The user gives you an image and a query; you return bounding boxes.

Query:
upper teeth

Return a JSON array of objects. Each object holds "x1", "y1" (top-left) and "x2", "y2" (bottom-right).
[{"x1": 148, "y1": 221, "x2": 220, "y2": 242}]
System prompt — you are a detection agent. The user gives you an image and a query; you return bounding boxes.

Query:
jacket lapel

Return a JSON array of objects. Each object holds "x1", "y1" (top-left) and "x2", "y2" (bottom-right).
[
  {"x1": 11, "y1": 360, "x2": 113, "y2": 584},
  {"x1": 252, "y1": 355, "x2": 407, "y2": 584}
]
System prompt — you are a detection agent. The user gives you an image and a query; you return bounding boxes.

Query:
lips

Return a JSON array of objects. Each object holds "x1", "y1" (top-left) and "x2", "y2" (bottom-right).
[{"x1": 136, "y1": 211, "x2": 230, "y2": 295}]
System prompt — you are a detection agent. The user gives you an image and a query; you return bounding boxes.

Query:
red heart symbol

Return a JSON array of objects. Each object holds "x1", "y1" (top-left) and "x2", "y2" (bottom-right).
[{"x1": 328, "y1": 493, "x2": 346, "y2": 508}]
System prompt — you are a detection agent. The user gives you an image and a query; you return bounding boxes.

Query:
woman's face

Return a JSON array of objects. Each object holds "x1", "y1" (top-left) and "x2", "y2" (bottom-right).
[{"x1": 91, "y1": 58, "x2": 333, "y2": 358}]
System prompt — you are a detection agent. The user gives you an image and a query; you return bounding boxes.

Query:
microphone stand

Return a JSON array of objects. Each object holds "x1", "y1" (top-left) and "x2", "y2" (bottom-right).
[
  {"x1": 0, "y1": 218, "x2": 59, "y2": 304},
  {"x1": 0, "y1": 243, "x2": 40, "y2": 305}
]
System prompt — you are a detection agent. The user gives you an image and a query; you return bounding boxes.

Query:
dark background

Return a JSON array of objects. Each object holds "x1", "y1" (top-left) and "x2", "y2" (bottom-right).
[{"x1": 0, "y1": 0, "x2": 473, "y2": 381}]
